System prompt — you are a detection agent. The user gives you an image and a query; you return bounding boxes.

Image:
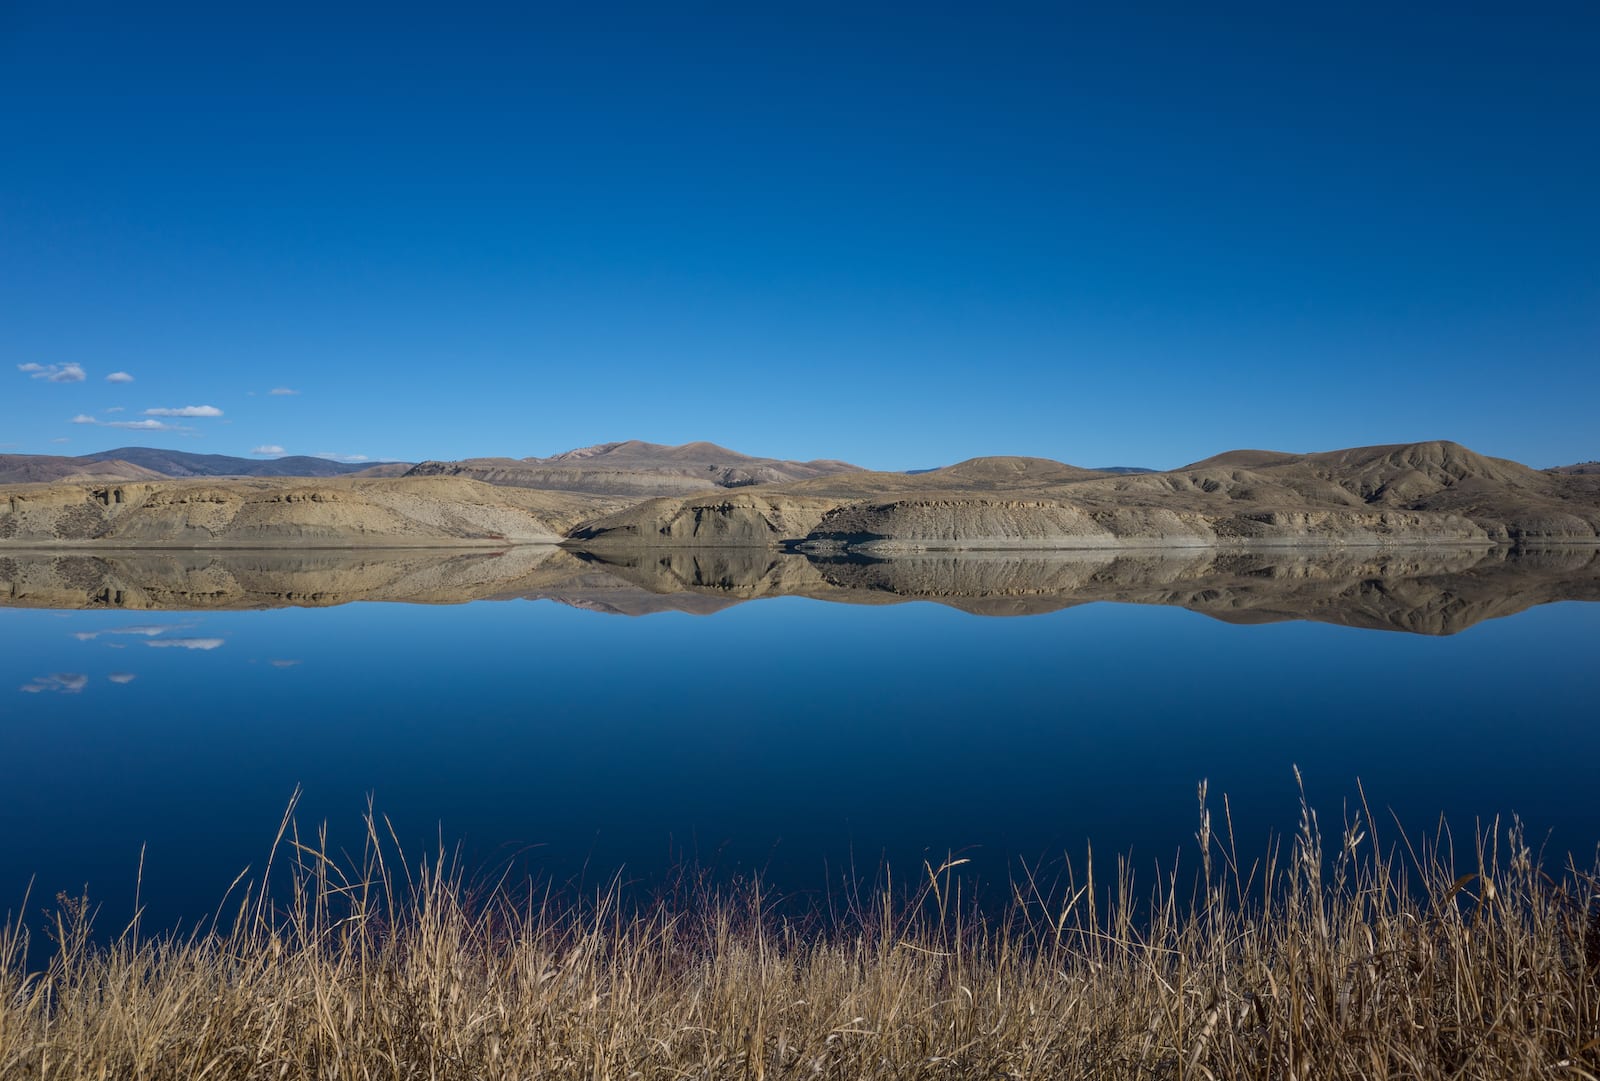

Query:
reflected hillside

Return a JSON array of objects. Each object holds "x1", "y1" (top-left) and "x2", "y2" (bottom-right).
[
  {"x1": 2, "y1": 545, "x2": 1597, "y2": 635},
  {"x1": 587, "y1": 545, "x2": 1600, "y2": 633},
  {"x1": 0, "y1": 547, "x2": 738, "y2": 617}
]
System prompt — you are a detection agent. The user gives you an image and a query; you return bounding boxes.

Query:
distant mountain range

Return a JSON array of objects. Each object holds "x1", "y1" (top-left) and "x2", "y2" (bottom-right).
[
  {"x1": 1, "y1": 442, "x2": 1589, "y2": 489},
  {"x1": 0, "y1": 447, "x2": 402, "y2": 483}
]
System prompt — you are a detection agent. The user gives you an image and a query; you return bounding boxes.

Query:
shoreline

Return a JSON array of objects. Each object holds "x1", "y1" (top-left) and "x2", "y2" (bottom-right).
[{"x1": 4, "y1": 799, "x2": 1595, "y2": 1079}]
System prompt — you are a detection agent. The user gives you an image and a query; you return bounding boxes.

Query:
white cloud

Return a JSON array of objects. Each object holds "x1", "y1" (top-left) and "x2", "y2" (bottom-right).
[
  {"x1": 72, "y1": 415, "x2": 190, "y2": 431},
  {"x1": 315, "y1": 452, "x2": 370, "y2": 463},
  {"x1": 50, "y1": 437, "x2": 71, "y2": 444},
  {"x1": 107, "y1": 672, "x2": 137, "y2": 684},
  {"x1": 144, "y1": 405, "x2": 222, "y2": 418},
  {"x1": 145, "y1": 637, "x2": 225, "y2": 651},
  {"x1": 18, "y1": 362, "x2": 86, "y2": 383},
  {"x1": 269, "y1": 659, "x2": 302, "y2": 668},
  {"x1": 106, "y1": 371, "x2": 135, "y2": 383},
  {"x1": 251, "y1": 445, "x2": 287, "y2": 457},
  {"x1": 269, "y1": 387, "x2": 299, "y2": 396},
  {"x1": 105, "y1": 406, "x2": 125, "y2": 413},
  {"x1": 21, "y1": 672, "x2": 88, "y2": 694}
]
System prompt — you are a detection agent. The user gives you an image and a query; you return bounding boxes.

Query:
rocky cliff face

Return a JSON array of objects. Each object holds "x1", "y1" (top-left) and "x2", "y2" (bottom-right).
[{"x1": 0, "y1": 477, "x2": 624, "y2": 547}]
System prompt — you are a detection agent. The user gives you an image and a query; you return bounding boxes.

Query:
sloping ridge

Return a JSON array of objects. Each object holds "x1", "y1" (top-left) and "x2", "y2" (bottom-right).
[
  {"x1": 87, "y1": 447, "x2": 403, "y2": 478},
  {"x1": 569, "y1": 440, "x2": 1600, "y2": 551},
  {"x1": 405, "y1": 440, "x2": 862, "y2": 497},
  {"x1": 0, "y1": 454, "x2": 166, "y2": 485},
  {"x1": 1296, "y1": 440, "x2": 1541, "y2": 501},
  {"x1": 928, "y1": 456, "x2": 1110, "y2": 485}
]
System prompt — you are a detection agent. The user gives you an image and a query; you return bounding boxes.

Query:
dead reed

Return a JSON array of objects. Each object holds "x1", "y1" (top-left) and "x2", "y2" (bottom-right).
[{"x1": 3, "y1": 780, "x2": 1599, "y2": 1080}]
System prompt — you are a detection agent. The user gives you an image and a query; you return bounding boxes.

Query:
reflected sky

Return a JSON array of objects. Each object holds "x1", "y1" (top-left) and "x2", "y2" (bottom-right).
[{"x1": 3, "y1": 594, "x2": 1598, "y2": 935}]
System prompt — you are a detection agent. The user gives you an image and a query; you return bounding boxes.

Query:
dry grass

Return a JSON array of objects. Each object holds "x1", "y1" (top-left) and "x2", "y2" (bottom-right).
[{"x1": 4, "y1": 780, "x2": 1600, "y2": 1080}]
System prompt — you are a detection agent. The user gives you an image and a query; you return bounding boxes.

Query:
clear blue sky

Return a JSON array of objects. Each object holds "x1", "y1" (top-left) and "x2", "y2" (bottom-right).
[{"x1": 3, "y1": 5, "x2": 1596, "y2": 470}]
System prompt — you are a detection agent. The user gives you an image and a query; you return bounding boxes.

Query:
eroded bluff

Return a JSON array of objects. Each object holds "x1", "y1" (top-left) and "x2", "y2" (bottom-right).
[{"x1": 0, "y1": 477, "x2": 624, "y2": 547}]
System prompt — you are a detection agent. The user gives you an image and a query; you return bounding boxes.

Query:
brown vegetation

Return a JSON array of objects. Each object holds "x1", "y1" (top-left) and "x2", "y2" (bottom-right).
[{"x1": 4, "y1": 786, "x2": 1599, "y2": 1079}]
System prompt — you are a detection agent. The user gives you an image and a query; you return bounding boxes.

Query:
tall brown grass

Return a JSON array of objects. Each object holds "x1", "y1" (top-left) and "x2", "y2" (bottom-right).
[{"x1": 4, "y1": 779, "x2": 1599, "y2": 1080}]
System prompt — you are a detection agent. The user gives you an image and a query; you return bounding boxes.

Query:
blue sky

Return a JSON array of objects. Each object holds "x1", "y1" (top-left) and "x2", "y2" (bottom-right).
[{"x1": 2, "y1": 5, "x2": 1596, "y2": 470}]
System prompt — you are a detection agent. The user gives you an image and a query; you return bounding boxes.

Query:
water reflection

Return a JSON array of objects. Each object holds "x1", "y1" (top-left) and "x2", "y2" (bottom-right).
[{"x1": 3, "y1": 544, "x2": 1597, "y2": 634}]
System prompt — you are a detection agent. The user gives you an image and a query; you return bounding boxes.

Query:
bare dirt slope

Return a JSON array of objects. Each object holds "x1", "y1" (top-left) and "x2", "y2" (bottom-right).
[
  {"x1": 0, "y1": 476, "x2": 626, "y2": 547},
  {"x1": 403, "y1": 440, "x2": 861, "y2": 497},
  {"x1": 572, "y1": 441, "x2": 1600, "y2": 550},
  {"x1": 0, "y1": 454, "x2": 166, "y2": 485}
]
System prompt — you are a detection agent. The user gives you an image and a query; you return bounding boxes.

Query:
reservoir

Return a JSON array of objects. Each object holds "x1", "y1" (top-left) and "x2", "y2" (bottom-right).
[{"x1": 3, "y1": 545, "x2": 1597, "y2": 935}]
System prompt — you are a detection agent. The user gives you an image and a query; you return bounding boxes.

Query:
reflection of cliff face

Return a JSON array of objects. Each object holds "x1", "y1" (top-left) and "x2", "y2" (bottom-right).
[
  {"x1": 0, "y1": 547, "x2": 736, "y2": 617},
  {"x1": 2, "y1": 545, "x2": 1597, "y2": 636}
]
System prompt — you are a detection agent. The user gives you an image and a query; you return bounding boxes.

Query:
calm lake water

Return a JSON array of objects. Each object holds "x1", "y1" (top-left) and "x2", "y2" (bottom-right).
[{"x1": 3, "y1": 546, "x2": 1598, "y2": 936}]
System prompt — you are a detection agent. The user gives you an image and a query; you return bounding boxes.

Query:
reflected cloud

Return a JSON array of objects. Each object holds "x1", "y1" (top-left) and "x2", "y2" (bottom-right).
[
  {"x1": 75, "y1": 624, "x2": 191, "y2": 641},
  {"x1": 107, "y1": 672, "x2": 137, "y2": 684},
  {"x1": 269, "y1": 659, "x2": 301, "y2": 668},
  {"x1": 145, "y1": 638, "x2": 225, "y2": 651},
  {"x1": 21, "y1": 672, "x2": 88, "y2": 694},
  {"x1": 144, "y1": 405, "x2": 223, "y2": 418}
]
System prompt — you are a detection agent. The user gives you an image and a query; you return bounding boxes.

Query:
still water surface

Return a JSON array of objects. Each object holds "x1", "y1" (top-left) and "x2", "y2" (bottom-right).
[{"x1": 3, "y1": 550, "x2": 1597, "y2": 935}]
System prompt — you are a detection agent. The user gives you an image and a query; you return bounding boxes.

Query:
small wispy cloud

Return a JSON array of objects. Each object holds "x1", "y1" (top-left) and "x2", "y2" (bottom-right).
[
  {"x1": 107, "y1": 672, "x2": 137, "y2": 684},
  {"x1": 106, "y1": 371, "x2": 135, "y2": 383},
  {"x1": 105, "y1": 406, "x2": 125, "y2": 413},
  {"x1": 144, "y1": 405, "x2": 222, "y2": 418},
  {"x1": 315, "y1": 452, "x2": 370, "y2": 463},
  {"x1": 251, "y1": 445, "x2": 287, "y2": 457},
  {"x1": 18, "y1": 362, "x2": 86, "y2": 383},
  {"x1": 145, "y1": 637, "x2": 225, "y2": 651},
  {"x1": 73, "y1": 415, "x2": 191, "y2": 432},
  {"x1": 269, "y1": 387, "x2": 300, "y2": 396},
  {"x1": 269, "y1": 659, "x2": 302, "y2": 668},
  {"x1": 21, "y1": 672, "x2": 88, "y2": 694},
  {"x1": 50, "y1": 437, "x2": 71, "y2": 444}
]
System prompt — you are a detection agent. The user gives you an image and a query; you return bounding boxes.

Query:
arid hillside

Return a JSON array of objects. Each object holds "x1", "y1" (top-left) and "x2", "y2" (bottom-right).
[
  {"x1": 3, "y1": 440, "x2": 1597, "y2": 552},
  {"x1": 403, "y1": 440, "x2": 861, "y2": 497},
  {"x1": 573, "y1": 441, "x2": 1600, "y2": 550},
  {"x1": 0, "y1": 476, "x2": 626, "y2": 547}
]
